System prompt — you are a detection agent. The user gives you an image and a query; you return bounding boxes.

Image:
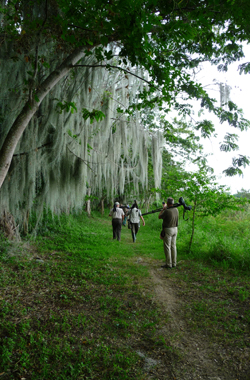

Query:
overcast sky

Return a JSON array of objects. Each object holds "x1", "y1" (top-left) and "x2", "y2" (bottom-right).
[{"x1": 189, "y1": 43, "x2": 250, "y2": 194}]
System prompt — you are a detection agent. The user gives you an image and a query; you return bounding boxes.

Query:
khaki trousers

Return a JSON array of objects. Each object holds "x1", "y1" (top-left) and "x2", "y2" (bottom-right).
[{"x1": 163, "y1": 227, "x2": 178, "y2": 267}]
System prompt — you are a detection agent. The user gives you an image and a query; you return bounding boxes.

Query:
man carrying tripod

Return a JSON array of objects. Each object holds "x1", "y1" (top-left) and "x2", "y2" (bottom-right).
[{"x1": 158, "y1": 197, "x2": 179, "y2": 269}]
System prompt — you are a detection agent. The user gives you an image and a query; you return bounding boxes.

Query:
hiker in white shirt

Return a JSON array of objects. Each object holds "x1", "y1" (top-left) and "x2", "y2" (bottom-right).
[
  {"x1": 109, "y1": 202, "x2": 124, "y2": 241},
  {"x1": 127, "y1": 201, "x2": 145, "y2": 242}
]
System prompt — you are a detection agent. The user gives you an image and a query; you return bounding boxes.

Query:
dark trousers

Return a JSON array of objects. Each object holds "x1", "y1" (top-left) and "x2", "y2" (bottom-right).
[
  {"x1": 131, "y1": 223, "x2": 139, "y2": 242},
  {"x1": 112, "y1": 218, "x2": 122, "y2": 241}
]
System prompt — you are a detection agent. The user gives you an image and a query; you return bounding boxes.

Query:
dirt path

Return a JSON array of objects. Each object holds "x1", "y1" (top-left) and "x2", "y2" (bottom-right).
[{"x1": 138, "y1": 260, "x2": 235, "y2": 380}]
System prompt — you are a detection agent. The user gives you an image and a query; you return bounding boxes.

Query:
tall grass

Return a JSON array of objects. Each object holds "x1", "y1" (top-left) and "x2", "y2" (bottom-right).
[{"x1": 176, "y1": 210, "x2": 250, "y2": 271}]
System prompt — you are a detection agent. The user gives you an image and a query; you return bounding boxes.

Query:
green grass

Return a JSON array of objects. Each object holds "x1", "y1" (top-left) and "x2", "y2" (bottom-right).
[
  {"x1": 0, "y1": 212, "x2": 165, "y2": 379},
  {"x1": 0, "y1": 209, "x2": 250, "y2": 379},
  {"x1": 169, "y1": 260, "x2": 250, "y2": 343}
]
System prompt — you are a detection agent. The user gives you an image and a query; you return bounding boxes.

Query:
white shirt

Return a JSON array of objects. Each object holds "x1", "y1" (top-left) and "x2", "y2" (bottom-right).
[
  {"x1": 128, "y1": 208, "x2": 141, "y2": 223},
  {"x1": 109, "y1": 207, "x2": 124, "y2": 219}
]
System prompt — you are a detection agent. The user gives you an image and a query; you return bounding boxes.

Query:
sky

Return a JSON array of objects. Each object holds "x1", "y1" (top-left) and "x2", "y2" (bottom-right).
[{"x1": 186, "y1": 44, "x2": 250, "y2": 194}]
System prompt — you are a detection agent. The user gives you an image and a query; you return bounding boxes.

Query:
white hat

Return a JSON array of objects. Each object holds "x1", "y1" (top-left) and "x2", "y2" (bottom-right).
[{"x1": 115, "y1": 202, "x2": 119, "y2": 206}]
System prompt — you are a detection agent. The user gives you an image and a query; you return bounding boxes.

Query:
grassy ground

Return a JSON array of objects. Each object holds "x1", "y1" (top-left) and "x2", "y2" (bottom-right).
[{"x1": 0, "y1": 210, "x2": 249, "y2": 379}]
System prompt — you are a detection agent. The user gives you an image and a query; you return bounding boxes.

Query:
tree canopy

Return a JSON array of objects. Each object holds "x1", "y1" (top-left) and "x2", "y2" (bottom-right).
[{"x1": 1, "y1": 0, "x2": 250, "y2": 196}]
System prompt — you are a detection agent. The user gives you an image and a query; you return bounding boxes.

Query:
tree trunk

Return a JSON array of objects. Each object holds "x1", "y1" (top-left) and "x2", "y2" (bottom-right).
[
  {"x1": 101, "y1": 198, "x2": 104, "y2": 215},
  {"x1": 86, "y1": 188, "x2": 91, "y2": 216},
  {"x1": 188, "y1": 198, "x2": 196, "y2": 253},
  {"x1": 23, "y1": 210, "x2": 29, "y2": 236},
  {"x1": 145, "y1": 194, "x2": 152, "y2": 212},
  {"x1": 0, "y1": 47, "x2": 86, "y2": 189}
]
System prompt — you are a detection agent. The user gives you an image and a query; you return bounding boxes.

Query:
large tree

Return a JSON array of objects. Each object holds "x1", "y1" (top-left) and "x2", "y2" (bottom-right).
[{"x1": 1, "y1": 0, "x2": 250, "y2": 190}]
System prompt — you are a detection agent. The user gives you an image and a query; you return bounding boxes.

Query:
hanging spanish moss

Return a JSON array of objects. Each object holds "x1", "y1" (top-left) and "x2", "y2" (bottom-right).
[
  {"x1": 220, "y1": 82, "x2": 231, "y2": 109},
  {"x1": 0, "y1": 45, "x2": 164, "y2": 231}
]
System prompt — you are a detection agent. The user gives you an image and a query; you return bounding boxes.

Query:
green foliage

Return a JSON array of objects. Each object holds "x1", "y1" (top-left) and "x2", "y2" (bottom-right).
[
  {"x1": 218, "y1": 101, "x2": 250, "y2": 131},
  {"x1": 56, "y1": 100, "x2": 77, "y2": 114},
  {"x1": 1, "y1": 0, "x2": 250, "y2": 179},
  {"x1": 194, "y1": 119, "x2": 216, "y2": 139},
  {"x1": 223, "y1": 155, "x2": 250, "y2": 176},
  {"x1": 162, "y1": 118, "x2": 203, "y2": 159},
  {"x1": 238, "y1": 62, "x2": 250, "y2": 75},
  {"x1": 220, "y1": 132, "x2": 239, "y2": 152},
  {"x1": 84, "y1": 194, "x2": 98, "y2": 202},
  {"x1": 186, "y1": 168, "x2": 250, "y2": 252},
  {"x1": 67, "y1": 129, "x2": 78, "y2": 139},
  {"x1": 87, "y1": 143, "x2": 92, "y2": 154},
  {"x1": 82, "y1": 108, "x2": 106, "y2": 124},
  {"x1": 158, "y1": 161, "x2": 250, "y2": 253},
  {"x1": 183, "y1": 168, "x2": 249, "y2": 217}
]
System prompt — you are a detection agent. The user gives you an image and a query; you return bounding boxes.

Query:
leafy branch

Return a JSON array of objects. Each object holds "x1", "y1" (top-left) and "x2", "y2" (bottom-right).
[
  {"x1": 82, "y1": 108, "x2": 105, "y2": 124},
  {"x1": 55, "y1": 100, "x2": 77, "y2": 114}
]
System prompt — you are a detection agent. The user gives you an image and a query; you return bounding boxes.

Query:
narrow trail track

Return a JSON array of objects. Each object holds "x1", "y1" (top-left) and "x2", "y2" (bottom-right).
[
  {"x1": 149, "y1": 265, "x2": 228, "y2": 380},
  {"x1": 132, "y1": 255, "x2": 237, "y2": 380},
  {"x1": 111, "y1": 221, "x2": 241, "y2": 379}
]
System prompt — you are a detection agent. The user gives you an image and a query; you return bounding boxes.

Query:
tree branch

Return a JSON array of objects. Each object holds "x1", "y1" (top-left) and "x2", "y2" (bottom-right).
[
  {"x1": 72, "y1": 63, "x2": 156, "y2": 88},
  {"x1": 66, "y1": 145, "x2": 95, "y2": 172},
  {"x1": 29, "y1": 0, "x2": 48, "y2": 102},
  {"x1": 13, "y1": 142, "x2": 52, "y2": 157}
]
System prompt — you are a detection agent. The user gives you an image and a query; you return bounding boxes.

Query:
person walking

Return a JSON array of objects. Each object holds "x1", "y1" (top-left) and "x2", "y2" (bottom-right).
[
  {"x1": 158, "y1": 197, "x2": 179, "y2": 268},
  {"x1": 122, "y1": 205, "x2": 130, "y2": 226},
  {"x1": 127, "y1": 201, "x2": 145, "y2": 242},
  {"x1": 109, "y1": 202, "x2": 124, "y2": 241}
]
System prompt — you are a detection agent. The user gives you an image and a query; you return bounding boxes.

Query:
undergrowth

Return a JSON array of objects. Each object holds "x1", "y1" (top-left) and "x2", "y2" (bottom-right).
[{"x1": 0, "y1": 208, "x2": 249, "y2": 379}]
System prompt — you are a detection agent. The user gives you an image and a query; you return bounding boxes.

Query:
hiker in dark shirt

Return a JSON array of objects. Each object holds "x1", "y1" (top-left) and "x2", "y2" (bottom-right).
[{"x1": 158, "y1": 197, "x2": 179, "y2": 268}]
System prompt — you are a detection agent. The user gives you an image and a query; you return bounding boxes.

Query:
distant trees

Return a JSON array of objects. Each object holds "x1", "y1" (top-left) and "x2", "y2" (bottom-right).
[{"x1": 234, "y1": 189, "x2": 250, "y2": 199}]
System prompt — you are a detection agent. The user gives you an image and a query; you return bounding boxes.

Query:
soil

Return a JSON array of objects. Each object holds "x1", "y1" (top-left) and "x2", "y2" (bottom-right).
[{"x1": 136, "y1": 259, "x2": 243, "y2": 380}]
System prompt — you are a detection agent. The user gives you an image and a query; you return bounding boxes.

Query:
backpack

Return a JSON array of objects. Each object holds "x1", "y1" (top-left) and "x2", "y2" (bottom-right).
[{"x1": 131, "y1": 208, "x2": 138, "y2": 219}]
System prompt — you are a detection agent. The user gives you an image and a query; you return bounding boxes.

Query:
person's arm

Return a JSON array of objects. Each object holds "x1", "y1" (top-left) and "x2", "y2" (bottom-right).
[
  {"x1": 140, "y1": 215, "x2": 145, "y2": 226},
  {"x1": 158, "y1": 204, "x2": 167, "y2": 219}
]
